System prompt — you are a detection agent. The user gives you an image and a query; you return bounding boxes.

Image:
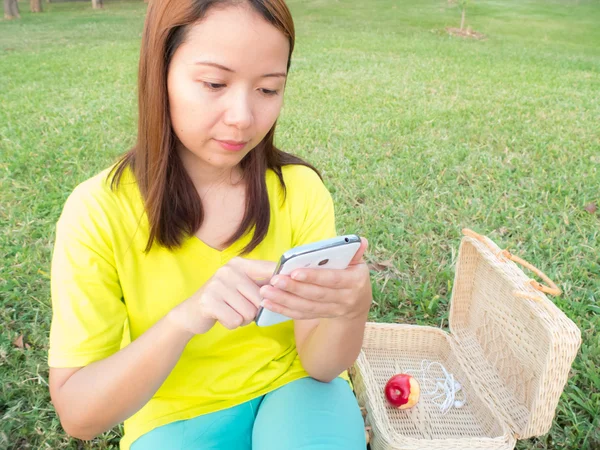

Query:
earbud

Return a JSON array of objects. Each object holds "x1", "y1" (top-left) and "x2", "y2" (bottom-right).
[{"x1": 419, "y1": 360, "x2": 467, "y2": 414}]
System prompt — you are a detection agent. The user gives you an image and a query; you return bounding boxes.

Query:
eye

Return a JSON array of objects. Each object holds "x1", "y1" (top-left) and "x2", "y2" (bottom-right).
[
  {"x1": 203, "y1": 82, "x2": 226, "y2": 91},
  {"x1": 259, "y1": 88, "x2": 279, "y2": 96}
]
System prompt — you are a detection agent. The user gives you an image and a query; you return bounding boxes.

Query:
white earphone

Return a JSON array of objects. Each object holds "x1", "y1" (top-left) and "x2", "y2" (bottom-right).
[{"x1": 417, "y1": 360, "x2": 467, "y2": 414}]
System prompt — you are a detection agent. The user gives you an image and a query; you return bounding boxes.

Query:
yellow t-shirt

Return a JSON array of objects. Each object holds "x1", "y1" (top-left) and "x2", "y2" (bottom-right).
[{"x1": 49, "y1": 164, "x2": 337, "y2": 449}]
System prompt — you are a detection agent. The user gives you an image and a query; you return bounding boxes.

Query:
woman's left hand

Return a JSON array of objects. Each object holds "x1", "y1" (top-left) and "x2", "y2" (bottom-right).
[{"x1": 259, "y1": 238, "x2": 373, "y2": 321}]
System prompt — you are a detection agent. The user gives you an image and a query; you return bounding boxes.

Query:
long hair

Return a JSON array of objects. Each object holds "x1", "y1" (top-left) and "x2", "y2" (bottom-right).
[{"x1": 110, "y1": 0, "x2": 318, "y2": 253}]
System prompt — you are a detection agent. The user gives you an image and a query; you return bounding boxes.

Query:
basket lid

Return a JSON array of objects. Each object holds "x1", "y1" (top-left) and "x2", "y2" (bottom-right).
[{"x1": 448, "y1": 230, "x2": 581, "y2": 439}]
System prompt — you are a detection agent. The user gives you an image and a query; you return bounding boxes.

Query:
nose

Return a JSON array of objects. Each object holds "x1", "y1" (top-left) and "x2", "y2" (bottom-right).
[{"x1": 223, "y1": 91, "x2": 253, "y2": 130}]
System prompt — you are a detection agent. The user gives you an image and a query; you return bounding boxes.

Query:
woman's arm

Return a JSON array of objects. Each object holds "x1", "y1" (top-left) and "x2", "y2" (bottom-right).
[
  {"x1": 294, "y1": 311, "x2": 369, "y2": 382},
  {"x1": 50, "y1": 313, "x2": 194, "y2": 440},
  {"x1": 259, "y1": 238, "x2": 373, "y2": 382},
  {"x1": 50, "y1": 257, "x2": 275, "y2": 440}
]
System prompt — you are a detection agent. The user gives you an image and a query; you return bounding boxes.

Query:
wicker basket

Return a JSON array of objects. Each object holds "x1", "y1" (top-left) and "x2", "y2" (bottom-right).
[{"x1": 351, "y1": 229, "x2": 581, "y2": 450}]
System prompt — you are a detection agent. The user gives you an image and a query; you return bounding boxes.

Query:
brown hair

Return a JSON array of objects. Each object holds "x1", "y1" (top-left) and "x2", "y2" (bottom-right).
[{"x1": 110, "y1": 0, "x2": 318, "y2": 253}]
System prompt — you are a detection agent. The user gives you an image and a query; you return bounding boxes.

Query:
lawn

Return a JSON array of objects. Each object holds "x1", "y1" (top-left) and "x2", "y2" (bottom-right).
[{"x1": 1, "y1": 0, "x2": 598, "y2": 448}]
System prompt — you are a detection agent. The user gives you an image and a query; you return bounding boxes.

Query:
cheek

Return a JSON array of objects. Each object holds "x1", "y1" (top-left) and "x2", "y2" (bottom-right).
[
  {"x1": 168, "y1": 82, "x2": 213, "y2": 140},
  {"x1": 255, "y1": 98, "x2": 283, "y2": 131}
]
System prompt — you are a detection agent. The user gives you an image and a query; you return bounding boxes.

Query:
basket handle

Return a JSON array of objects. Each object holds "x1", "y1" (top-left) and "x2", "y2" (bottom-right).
[
  {"x1": 461, "y1": 229, "x2": 562, "y2": 297},
  {"x1": 498, "y1": 250, "x2": 562, "y2": 296}
]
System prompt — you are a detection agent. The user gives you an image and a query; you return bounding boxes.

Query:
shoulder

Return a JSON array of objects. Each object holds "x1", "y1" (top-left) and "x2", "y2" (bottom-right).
[
  {"x1": 267, "y1": 164, "x2": 329, "y2": 197},
  {"x1": 60, "y1": 169, "x2": 112, "y2": 219},
  {"x1": 58, "y1": 165, "x2": 139, "y2": 231},
  {"x1": 280, "y1": 164, "x2": 323, "y2": 185},
  {"x1": 68, "y1": 167, "x2": 113, "y2": 201},
  {"x1": 267, "y1": 164, "x2": 336, "y2": 245},
  {"x1": 266, "y1": 163, "x2": 334, "y2": 218}
]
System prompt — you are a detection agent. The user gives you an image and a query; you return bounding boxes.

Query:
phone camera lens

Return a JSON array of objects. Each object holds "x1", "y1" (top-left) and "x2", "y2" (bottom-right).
[{"x1": 318, "y1": 259, "x2": 329, "y2": 266}]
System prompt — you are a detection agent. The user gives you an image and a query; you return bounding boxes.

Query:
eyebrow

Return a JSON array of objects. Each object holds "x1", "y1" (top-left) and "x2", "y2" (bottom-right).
[{"x1": 194, "y1": 61, "x2": 287, "y2": 78}]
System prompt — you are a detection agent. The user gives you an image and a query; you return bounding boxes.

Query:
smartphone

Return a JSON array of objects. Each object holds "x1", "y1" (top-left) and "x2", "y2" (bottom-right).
[{"x1": 255, "y1": 234, "x2": 362, "y2": 327}]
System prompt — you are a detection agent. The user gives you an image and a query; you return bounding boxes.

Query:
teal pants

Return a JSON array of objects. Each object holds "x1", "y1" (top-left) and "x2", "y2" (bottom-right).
[{"x1": 131, "y1": 377, "x2": 366, "y2": 450}]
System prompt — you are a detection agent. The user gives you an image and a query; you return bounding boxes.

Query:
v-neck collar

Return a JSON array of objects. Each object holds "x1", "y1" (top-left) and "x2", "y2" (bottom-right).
[{"x1": 187, "y1": 229, "x2": 253, "y2": 263}]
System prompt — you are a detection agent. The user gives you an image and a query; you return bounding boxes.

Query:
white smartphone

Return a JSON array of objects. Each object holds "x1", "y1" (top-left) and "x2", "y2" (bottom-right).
[{"x1": 255, "y1": 234, "x2": 362, "y2": 327}]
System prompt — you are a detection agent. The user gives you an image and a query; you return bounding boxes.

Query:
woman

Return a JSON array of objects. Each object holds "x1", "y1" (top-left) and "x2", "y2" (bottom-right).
[{"x1": 48, "y1": 0, "x2": 372, "y2": 449}]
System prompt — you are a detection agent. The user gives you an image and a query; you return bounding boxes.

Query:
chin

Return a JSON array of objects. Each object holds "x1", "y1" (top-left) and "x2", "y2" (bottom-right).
[
  {"x1": 206, "y1": 153, "x2": 248, "y2": 171},
  {"x1": 179, "y1": 145, "x2": 246, "y2": 170}
]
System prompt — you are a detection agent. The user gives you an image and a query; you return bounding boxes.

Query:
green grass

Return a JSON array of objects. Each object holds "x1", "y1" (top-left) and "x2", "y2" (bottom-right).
[{"x1": 1, "y1": 0, "x2": 598, "y2": 448}]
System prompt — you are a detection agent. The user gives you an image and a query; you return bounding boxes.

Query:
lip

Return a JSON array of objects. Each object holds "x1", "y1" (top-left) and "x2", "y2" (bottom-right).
[{"x1": 215, "y1": 139, "x2": 248, "y2": 152}]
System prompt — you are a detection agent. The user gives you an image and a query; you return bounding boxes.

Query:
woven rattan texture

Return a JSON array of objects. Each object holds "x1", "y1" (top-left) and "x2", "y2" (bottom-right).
[{"x1": 351, "y1": 233, "x2": 581, "y2": 449}]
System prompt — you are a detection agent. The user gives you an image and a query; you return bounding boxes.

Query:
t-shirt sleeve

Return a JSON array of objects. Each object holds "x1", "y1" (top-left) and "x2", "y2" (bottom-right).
[
  {"x1": 48, "y1": 183, "x2": 127, "y2": 368},
  {"x1": 287, "y1": 166, "x2": 337, "y2": 247}
]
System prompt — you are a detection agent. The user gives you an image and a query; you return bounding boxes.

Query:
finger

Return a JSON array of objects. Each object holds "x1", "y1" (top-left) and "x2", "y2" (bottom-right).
[
  {"x1": 290, "y1": 265, "x2": 358, "y2": 289},
  {"x1": 349, "y1": 237, "x2": 368, "y2": 265},
  {"x1": 206, "y1": 297, "x2": 245, "y2": 330},
  {"x1": 269, "y1": 275, "x2": 329, "y2": 302},
  {"x1": 230, "y1": 257, "x2": 277, "y2": 283},
  {"x1": 260, "y1": 299, "x2": 326, "y2": 321},
  {"x1": 223, "y1": 288, "x2": 258, "y2": 326},
  {"x1": 236, "y1": 277, "x2": 264, "y2": 308},
  {"x1": 216, "y1": 263, "x2": 269, "y2": 308},
  {"x1": 260, "y1": 285, "x2": 336, "y2": 317}
]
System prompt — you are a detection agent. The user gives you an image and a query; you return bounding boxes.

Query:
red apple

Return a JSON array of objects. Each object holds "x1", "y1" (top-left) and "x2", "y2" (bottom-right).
[{"x1": 384, "y1": 373, "x2": 420, "y2": 409}]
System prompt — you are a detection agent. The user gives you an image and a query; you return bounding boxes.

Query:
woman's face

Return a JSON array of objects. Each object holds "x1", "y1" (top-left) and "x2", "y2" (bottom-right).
[{"x1": 167, "y1": 4, "x2": 289, "y2": 173}]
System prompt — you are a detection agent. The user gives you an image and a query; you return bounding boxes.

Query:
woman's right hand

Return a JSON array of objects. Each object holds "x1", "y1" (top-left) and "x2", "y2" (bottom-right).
[{"x1": 167, "y1": 257, "x2": 277, "y2": 335}]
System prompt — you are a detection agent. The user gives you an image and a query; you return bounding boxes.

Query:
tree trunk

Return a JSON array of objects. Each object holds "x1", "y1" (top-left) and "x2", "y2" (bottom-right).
[
  {"x1": 30, "y1": 0, "x2": 42, "y2": 13},
  {"x1": 92, "y1": 0, "x2": 103, "y2": 9},
  {"x1": 4, "y1": 0, "x2": 20, "y2": 19},
  {"x1": 460, "y1": 7, "x2": 466, "y2": 30}
]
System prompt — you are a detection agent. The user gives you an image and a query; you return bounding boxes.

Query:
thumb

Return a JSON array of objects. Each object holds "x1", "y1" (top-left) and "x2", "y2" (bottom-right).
[
  {"x1": 234, "y1": 258, "x2": 277, "y2": 285},
  {"x1": 349, "y1": 237, "x2": 368, "y2": 265}
]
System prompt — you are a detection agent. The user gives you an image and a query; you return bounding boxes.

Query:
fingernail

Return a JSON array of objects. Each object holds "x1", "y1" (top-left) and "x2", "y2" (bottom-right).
[
  {"x1": 292, "y1": 272, "x2": 306, "y2": 281},
  {"x1": 271, "y1": 276, "x2": 285, "y2": 289},
  {"x1": 262, "y1": 300, "x2": 272, "y2": 309}
]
